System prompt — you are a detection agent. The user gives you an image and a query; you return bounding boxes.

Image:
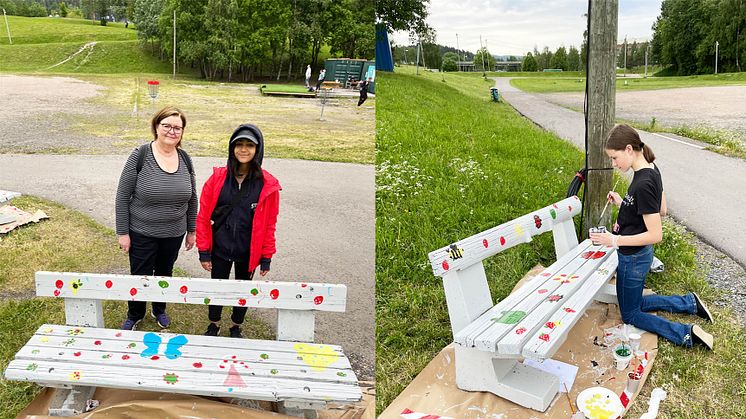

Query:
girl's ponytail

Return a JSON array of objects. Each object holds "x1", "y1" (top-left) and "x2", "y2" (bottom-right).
[{"x1": 605, "y1": 124, "x2": 655, "y2": 163}]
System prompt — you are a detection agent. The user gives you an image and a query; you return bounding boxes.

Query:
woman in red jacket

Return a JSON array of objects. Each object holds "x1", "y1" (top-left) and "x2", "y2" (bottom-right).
[{"x1": 196, "y1": 124, "x2": 281, "y2": 338}]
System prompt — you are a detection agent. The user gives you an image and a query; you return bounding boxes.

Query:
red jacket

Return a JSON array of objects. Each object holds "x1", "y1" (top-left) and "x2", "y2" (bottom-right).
[{"x1": 196, "y1": 167, "x2": 280, "y2": 272}]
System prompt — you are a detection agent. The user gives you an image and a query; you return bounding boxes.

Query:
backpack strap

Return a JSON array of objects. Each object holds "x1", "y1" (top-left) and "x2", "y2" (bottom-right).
[{"x1": 136, "y1": 143, "x2": 194, "y2": 175}]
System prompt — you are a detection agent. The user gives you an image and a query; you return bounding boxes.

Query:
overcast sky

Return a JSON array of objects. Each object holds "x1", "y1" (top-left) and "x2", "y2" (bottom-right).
[{"x1": 390, "y1": 0, "x2": 664, "y2": 56}]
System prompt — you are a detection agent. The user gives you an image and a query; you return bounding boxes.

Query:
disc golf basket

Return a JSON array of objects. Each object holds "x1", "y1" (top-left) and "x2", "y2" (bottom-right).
[
  {"x1": 147, "y1": 80, "x2": 160, "y2": 103},
  {"x1": 318, "y1": 87, "x2": 331, "y2": 121}
]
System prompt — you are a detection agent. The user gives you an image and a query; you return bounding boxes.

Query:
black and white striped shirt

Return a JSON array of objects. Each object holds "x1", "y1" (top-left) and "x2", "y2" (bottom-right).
[{"x1": 115, "y1": 145, "x2": 197, "y2": 237}]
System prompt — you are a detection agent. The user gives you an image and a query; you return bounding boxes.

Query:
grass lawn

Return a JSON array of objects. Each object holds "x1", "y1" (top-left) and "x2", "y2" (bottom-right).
[
  {"x1": 510, "y1": 72, "x2": 746, "y2": 93},
  {"x1": 0, "y1": 16, "x2": 136, "y2": 45},
  {"x1": 0, "y1": 196, "x2": 272, "y2": 418},
  {"x1": 260, "y1": 84, "x2": 315, "y2": 94},
  {"x1": 376, "y1": 68, "x2": 746, "y2": 416}
]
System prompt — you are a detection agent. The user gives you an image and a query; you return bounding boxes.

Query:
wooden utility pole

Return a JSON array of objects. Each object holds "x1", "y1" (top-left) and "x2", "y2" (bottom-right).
[
  {"x1": 584, "y1": 0, "x2": 618, "y2": 236},
  {"x1": 172, "y1": 9, "x2": 176, "y2": 80}
]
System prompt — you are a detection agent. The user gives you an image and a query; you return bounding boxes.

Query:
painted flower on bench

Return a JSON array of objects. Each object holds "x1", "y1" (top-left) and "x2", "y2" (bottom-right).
[
  {"x1": 69, "y1": 371, "x2": 81, "y2": 381},
  {"x1": 582, "y1": 251, "x2": 607, "y2": 259},
  {"x1": 547, "y1": 294, "x2": 563, "y2": 302}
]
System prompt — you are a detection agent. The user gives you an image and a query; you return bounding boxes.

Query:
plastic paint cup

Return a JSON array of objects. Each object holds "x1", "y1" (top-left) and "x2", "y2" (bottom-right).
[
  {"x1": 629, "y1": 333, "x2": 641, "y2": 352},
  {"x1": 589, "y1": 226, "x2": 607, "y2": 245},
  {"x1": 626, "y1": 371, "x2": 641, "y2": 394},
  {"x1": 612, "y1": 343, "x2": 632, "y2": 370}
]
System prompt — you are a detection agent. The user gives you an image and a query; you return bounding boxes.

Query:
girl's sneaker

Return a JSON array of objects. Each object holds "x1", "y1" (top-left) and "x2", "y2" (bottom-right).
[
  {"x1": 121, "y1": 318, "x2": 141, "y2": 331},
  {"x1": 229, "y1": 325, "x2": 242, "y2": 338},
  {"x1": 205, "y1": 323, "x2": 220, "y2": 336},
  {"x1": 152, "y1": 312, "x2": 171, "y2": 328}
]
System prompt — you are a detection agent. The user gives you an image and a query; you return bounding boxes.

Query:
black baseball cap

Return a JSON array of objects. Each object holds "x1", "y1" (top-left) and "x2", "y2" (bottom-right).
[{"x1": 230, "y1": 127, "x2": 259, "y2": 145}]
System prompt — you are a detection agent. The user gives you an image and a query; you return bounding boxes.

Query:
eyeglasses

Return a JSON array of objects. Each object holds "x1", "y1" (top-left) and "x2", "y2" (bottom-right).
[{"x1": 159, "y1": 123, "x2": 184, "y2": 134}]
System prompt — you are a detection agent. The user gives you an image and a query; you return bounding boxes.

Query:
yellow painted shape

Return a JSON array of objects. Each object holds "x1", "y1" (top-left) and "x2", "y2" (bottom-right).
[
  {"x1": 514, "y1": 225, "x2": 523, "y2": 235},
  {"x1": 583, "y1": 393, "x2": 616, "y2": 419},
  {"x1": 40, "y1": 337, "x2": 49, "y2": 343},
  {"x1": 293, "y1": 343, "x2": 339, "y2": 372}
]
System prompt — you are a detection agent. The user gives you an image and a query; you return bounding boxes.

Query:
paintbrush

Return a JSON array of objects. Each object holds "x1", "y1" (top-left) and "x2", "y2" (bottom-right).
[
  {"x1": 596, "y1": 177, "x2": 621, "y2": 226},
  {"x1": 563, "y1": 382, "x2": 575, "y2": 414}
]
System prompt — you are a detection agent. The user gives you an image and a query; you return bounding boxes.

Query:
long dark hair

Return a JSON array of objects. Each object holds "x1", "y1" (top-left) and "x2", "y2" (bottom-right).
[
  {"x1": 605, "y1": 124, "x2": 655, "y2": 163},
  {"x1": 229, "y1": 142, "x2": 263, "y2": 180}
]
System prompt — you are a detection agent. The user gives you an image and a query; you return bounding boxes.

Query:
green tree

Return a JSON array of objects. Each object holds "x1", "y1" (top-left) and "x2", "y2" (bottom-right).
[
  {"x1": 442, "y1": 51, "x2": 458, "y2": 71},
  {"x1": 132, "y1": 0, "x2": 163, "y2": 53},
  {"x1": 473, "y1": 47, "x2": 495, "y2": 71},
  {"x1": 60, "y1": 2, "x2": 68, "y2": 17},
  {"x1": 550, "y1": 46, "x2": 567, "y2": 70},
  {"x1": 28, "y1": 2, "x2": 47, "y2": 17},
  {"x1": 376, "y1": 0, "x2": 430, "y2": 35},
  {"x1": 522, "y1": 52, "x2": 538, "y2": 72},
  {"x1": 567, "y1": 46, "x2": 580, "y2": 71}
]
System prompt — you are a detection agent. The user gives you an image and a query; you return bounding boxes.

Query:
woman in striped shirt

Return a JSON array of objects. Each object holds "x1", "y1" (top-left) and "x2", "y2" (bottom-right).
[{"x1": 115, "y1": 106, "x2": 198, "y2": 330}]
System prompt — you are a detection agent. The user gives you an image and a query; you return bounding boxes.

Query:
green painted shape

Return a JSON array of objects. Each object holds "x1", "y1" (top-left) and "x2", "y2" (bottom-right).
[
  {"x1": 204, "y1": 298, "x2": 211, "y2": 305},
  {"x1": 270, "y1": 369, "x2": 279, "y2": 375},
  {"x1": 337, "y1": 371, "x2": 347, "y2": 377},
  {"x1": 158, "y1": 280, "x2": 169, "y2": 288},
  {"x1": 492, "y1": 310, "x2": 527, "y2": 324},
  {"x1": 260, "y1": 353, "x2": 269, "y2": 360},
  {"x1": 251, "y1": 288, "x2": 259, "y2": 296},
  {"x1": 550, "y1": 208, "x2": 557, "y2": 219}
]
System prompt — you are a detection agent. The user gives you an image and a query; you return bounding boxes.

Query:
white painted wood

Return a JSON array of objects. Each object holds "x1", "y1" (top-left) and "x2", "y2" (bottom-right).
[
  {"x1": 594, "y1": 283, "x2": 619, "y2": 304},
  {"x1": 0, "y1": 190, "x2": 21, "y2": 204},
  {"x1": 277, "y1": 310, "x2": 315, "y2": 342},
  {"x1": 429, "y1": 196, "x2": 582, "y2": 276},
  {"x1": 453, "y1": 241, "x2": 594, "y2": 349},
  {"x1": 523, "y1": 253, "x2": 618, "y2": 360},
  {"x1": 36, "y1": 272, "x2": 346, "y2": 312},
  {"x1": 442, "y1": 262, "x2": 493, "y2": 337},
  {"x1": 551, "y1": 218, "x2": 580, "y2": 259},
  {"x1": 64, "y1": 299, "x2": 104, "y2": 327},
  {"x1": 496, "y1": 246, "x2": 613, "y2": 355},
  {"x1": 454, "y1": 345, "x2": 559, "y2": 412}
]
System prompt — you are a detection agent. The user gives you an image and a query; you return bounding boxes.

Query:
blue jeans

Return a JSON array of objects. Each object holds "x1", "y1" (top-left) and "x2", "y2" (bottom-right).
[{"x1": 617, "y1": 245, "x2": 696, "y2": 347}]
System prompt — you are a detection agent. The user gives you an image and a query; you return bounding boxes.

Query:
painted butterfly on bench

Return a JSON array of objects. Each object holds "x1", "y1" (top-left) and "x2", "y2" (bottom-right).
[{"x1": 140, "y1": 333, "x2": 188, "y2": 360}]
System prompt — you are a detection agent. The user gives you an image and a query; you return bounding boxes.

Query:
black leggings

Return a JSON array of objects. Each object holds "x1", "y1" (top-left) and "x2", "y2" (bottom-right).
[
  {"x1": 126, "y1": 230, "x2": 183, "y2": 320},
  {"x1": 209, "y1": 254, "x2": 254, "y2": 324}
]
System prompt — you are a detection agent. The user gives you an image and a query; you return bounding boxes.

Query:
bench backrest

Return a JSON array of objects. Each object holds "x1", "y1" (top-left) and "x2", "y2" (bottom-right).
[
  {"x1": 428, "y1": 196, "x2": 581, "y2": 336},
  {"x1": 36, "y1": 271, "x2": 347, "y2": 343}
]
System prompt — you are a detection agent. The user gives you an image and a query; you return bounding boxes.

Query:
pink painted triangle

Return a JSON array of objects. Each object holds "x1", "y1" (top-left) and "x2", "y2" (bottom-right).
[{"x1": 223, "y1": 363, "x2": 247, "y2": 388}]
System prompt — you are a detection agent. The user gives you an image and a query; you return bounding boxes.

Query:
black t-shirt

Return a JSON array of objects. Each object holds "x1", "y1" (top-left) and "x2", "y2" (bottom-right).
[{"x1": 613, "y1": 165, "x2": 662, "y2": 255}]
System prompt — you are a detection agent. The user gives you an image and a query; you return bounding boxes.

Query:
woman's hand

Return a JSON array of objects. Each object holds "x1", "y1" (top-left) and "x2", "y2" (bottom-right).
[
  {"x1": 607, "y1": 191, "x2": 622, "y2": 207},
  {"x1": 185, "y1": 232, "x2": 196, "y2": 251},
  {"x1": 589, "y1": 231, "x2": 614, "y2": 247},
  {"x1": 200, "y1": 261, "x2": 212, "y2": 271},
  {"x1": 118, "y1": 234, "x2": 131, "y2": 253}
]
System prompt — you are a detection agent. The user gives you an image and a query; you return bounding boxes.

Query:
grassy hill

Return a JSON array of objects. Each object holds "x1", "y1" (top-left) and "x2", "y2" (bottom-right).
[{"x1": 0, "y1": 16, "x2": 186, "y2": 74}]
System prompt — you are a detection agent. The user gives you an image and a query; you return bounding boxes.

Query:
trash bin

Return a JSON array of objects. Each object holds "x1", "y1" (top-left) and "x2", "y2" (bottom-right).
[{"x1": 490, "y1": 87, "x2": 499, "y2": 102}]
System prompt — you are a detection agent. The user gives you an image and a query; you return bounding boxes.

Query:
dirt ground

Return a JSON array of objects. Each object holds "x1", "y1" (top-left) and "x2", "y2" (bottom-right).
[{"x1": 544, "y1": 85, "x2": 746, "y2": 139}]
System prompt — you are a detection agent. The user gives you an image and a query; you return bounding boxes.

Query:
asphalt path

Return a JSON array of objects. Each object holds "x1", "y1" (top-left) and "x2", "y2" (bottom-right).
[
  {"x1": 494, "y1": 77, "x2": 746, "y2": 268},
  {"x1": 0, "y1": 154, "x2": 375, "y2": 379}
]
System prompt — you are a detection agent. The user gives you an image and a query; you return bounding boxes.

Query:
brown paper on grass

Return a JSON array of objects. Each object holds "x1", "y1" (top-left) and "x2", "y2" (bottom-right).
[
  {"x1": 0, "y1": 205, "x2": 48, "y2": 234},
  {"x1": 18, "y1": 382, "x2": 375, "y2": 418},
  {"x1": 380, "y1": 266, "x2": 658, "y2": 419}
]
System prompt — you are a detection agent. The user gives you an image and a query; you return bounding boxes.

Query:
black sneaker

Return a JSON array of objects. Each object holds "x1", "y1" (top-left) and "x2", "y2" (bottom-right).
[
  {"x1": 205, "y1": 323, "x2": 220, "y2": 336},
  {"x1": 692, "y1": 292, "x2": 713, "y2": 323},
  {"x1": 229, "y1": 325, "x2": 242, "y2": 338},
  {"x1": 691, "y1": 325, "x2": 714, "y2": 350}
]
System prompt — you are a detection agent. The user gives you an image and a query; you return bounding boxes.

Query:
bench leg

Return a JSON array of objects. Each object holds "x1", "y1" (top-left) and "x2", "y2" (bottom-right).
[
  {"x1": 594, "y1": 283, "x2": 618, "y2": 305},
  {"x1": 278, "y1": 400, "x2": 324, "y2": 418},
  {"x1": 277, "y1": 310, "x2": 315, "y2": 342},
  {"x1": 454, "y1": 345, "x2": 559, "y2": 412},
  {"x1": 48, "y1": 385, "x2": 96, "y2": 416}
]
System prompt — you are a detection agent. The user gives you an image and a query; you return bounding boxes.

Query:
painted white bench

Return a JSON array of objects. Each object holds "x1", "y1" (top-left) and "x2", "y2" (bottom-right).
[
  {"x1": 4, "y1": 271, "x2": 361, "y2": 417},
  {"x1": 428, "y1": 196, "x2": 618, "y2": 411}
]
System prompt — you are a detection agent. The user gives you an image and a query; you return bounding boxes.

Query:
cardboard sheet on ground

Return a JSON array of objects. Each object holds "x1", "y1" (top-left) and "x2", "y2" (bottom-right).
[
  {"x1": 381, "y1": 267, "x2": 658, "y2": 418},
  {"x1": 0, "y1": 204, "x2": 48, "y2": 234},
  {"x1": 18, "y1": 381, "x2": 374, "y2": 418}
]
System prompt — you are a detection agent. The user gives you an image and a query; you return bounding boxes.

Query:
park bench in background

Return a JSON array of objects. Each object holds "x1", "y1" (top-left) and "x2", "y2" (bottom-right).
[
  {"x1": 428, "y1": 196, "x2": 618, "y2": 411},
  {"x1": 4, "y1": 272, "x2": 361, "y2": 418}
]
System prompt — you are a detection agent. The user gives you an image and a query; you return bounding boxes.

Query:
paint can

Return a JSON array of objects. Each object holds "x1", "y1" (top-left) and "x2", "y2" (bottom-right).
[
  {"x1": 626, "y1": 371, "x2": 642, "y2": 394},
  {"x1": 612, "y1": 343, "x2": 632, "y2": 370},
  {"x1": 589, "y1": 226, "x2": 607, "y2": 245},
  {"x1": 629, "y1": 333, "x2": 641, "y2": 352}
]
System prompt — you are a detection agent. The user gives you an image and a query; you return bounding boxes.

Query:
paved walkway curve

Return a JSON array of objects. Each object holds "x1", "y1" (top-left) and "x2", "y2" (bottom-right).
[
  {"x1": 0, "y1": 154, "x2": 375, "y2": 380},
  {"x1": 493, "y1": 77, "x2": 746, "y2": 269}
]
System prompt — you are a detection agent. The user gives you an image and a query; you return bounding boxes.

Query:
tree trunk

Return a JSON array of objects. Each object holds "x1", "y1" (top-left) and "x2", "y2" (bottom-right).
[{"x1": 584, "y1": 0, "x2": 618, "y2": 237}]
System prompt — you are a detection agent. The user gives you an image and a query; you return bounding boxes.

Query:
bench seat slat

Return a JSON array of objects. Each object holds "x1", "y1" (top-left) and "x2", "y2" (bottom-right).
[
  {"x1": 522, "y1": 252, "x2": 618, "y2": 359},
  {"x1": 495, "y1": 246, "x2": 614, "y2": 355},
  {"x1": 36, "y1": 272, "x2": 346, "y2": 312},
  {"x1": 5, "y1": 359, "x2": 362, "y2": 404},
  {"x1": 454, "y1": 240, "x2": 594, "y2": 349},
  {"x1": 27, "y1": 325, "x2": 351, "y2": 369},
  {"x1": 429, "y1": 196, "x2": 582, "y2": 276}
]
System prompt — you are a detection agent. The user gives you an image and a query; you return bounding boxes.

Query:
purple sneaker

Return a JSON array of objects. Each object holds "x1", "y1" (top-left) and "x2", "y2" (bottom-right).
[
  {"x1": 121, "y1": 318, "x2": 141, "y2": 331},
  {"x1": 152, "y1": 311, "x2": 171, "y2": 328}
]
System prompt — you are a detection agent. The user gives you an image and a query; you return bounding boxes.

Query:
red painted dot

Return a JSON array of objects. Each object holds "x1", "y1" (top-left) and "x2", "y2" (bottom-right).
[
  {"x1": 238, "y1": 298, "x2": 247, "y2": 306},
  {"x1": 220, "y1": 365, "x2": 225, "y2": 369},
  {"x1": 115, "y1": 332, "x2": 122, "y2": 337},
  {"x1": 301, "y1": 283, "x2": 308, "y2": 288},
  {"x1": 94, "y1": 340, "x2": 102, "y2": 345},
  {"x1": 270, "y1": 289, "x2": 279, "y2": 300},
  {"x1": 223, "y1": 359, "x2": 228, "y2": 363},
  {"x1": 53, "y1": 290, "x2": 61, "y2": 297},
  {"x1": 568, "y1": 205, "x2": 573, "y2": 212},
  {"x1": 231, "y1": 356, "x2": 236, "y2": 359},
  {"x1": 483, "y1": 239, "x2": 489, "y2": 248},
  {"x1": 193, "y1": 362, "x2": 202, "y2": 368},
  {"x1": 73, "y1": 352, "x2": 81, "y2": 357},
  {"x1": 500, "y1": 236, "x2": 506, "y2": 246},
  {"x1": 105, "y1": 280, "x2": 113, "y2": 288},
  {"x1": 55, "y1": 280, "x2": 63, "y2": 289},
  {"x1": 314, "y1": 296, "x2": 324, "y2": 305},
  {"x1": 129, "y1": 288, "x2": 137, "y2": 296},
  {"x1": 180, "y1": 285, "x2": 188, "y2": 294},
  {"x1": 122, "y1": 355, "x2": 130, "y2": 360},
  {"x1": 151, "y1": 355, "x2": 159, "y2": 360},
  {"x1": 442, "y1": 261, "x2": 449, "y2": 270}
]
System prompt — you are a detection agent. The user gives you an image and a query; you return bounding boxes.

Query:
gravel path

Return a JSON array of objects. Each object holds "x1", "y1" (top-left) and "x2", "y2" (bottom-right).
[{"x1": 544, "y1": 85, "x2": 746, "y2": 141}]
